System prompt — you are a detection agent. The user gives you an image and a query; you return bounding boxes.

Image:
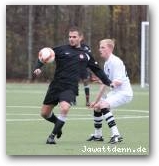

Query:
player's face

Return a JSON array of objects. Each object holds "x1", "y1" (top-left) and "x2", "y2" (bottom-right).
[
  {"x1": 99, "y1": 43, "x2": 111, "y2": 59},
  {"x1": 69, "y1": 31, "x2": 83, "y2": 48}
]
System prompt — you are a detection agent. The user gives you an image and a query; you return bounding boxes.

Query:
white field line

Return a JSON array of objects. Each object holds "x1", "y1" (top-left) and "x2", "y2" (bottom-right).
[
  {"x1": 6, "y1": 113, "x2": 91, "y2": 116},
  {"x1": 6, "y1": 105, "x2": 149, "y2": 122},
  {"x1": 6, "y1": 90, "x2": 148, "y2": 95},
  {"x1": 6, "y1": 115, "x2": 149, "y2": 122},
  {"x1": 6, "y1": 105, "x2": 149, "y2": 114},
  {"x1": 5, "y1": 113, "x2": 147, "y2": 117}
]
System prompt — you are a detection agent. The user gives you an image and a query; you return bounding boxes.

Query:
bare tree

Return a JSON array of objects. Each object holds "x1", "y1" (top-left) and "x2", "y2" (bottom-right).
[
  {"x1": 84, "y1": 5, "x2": 92, "y2": 46},
  {"x1": 6, "y1": 5, "x2": 148, "y2": 82},
  {"x1": 28, "y1": 5, "x2": 33, "y2": 80}
]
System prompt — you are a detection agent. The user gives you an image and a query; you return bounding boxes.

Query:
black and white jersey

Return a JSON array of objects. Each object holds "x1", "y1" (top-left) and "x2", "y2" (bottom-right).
[{"x1": 34, "y1": 44, "x2": 111, "y2": 95}]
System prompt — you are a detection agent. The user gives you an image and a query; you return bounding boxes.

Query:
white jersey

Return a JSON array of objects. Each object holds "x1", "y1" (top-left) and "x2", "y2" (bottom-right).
[{"x1": 104, "y1": 54, "x2": 133, "y2": 96}]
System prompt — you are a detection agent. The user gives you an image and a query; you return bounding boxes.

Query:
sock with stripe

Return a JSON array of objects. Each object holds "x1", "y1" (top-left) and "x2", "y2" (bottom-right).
[
  {"x1": 94, "y1": 110, "x2": 103, "y2": 138},
  {"x1": 101, "y1": 108, "x2": 120, "y2": 137}
]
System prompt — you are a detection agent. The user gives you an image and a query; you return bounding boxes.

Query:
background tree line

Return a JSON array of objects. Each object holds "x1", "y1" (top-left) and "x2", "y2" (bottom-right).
[{"x1": 6, "y1": 5, "x2": 148, "y2": 83}]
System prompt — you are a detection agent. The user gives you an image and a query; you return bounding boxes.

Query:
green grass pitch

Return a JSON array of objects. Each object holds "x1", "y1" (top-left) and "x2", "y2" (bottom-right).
[{"x1": 6, "y1": 83, "x2": 149, "y2": 155}]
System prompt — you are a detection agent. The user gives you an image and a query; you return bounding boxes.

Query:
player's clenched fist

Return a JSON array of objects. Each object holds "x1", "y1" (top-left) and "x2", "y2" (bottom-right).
[
  {"x1": 89, "y1": 101, "x2": 97, "y2": 108},
  {"x1": 89, "y1": 101, "x2": 101, "y2": 110}
]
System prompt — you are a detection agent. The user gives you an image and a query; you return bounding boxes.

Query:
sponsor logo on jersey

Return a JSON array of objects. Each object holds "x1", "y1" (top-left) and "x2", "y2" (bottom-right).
[{"x1": 79, "y1": 54, "x2": 84, "y2": 59}]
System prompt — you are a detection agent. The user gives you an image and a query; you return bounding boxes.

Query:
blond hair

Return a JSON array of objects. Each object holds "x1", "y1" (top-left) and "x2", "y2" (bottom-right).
[{"x1": 100, "y1": 39, "x2": 115, "y2": 50}]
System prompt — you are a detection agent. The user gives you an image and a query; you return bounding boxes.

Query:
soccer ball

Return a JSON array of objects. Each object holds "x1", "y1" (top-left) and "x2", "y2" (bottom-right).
[{"x1": 38, "y1": 47, "x2": 55, "y2": 63}]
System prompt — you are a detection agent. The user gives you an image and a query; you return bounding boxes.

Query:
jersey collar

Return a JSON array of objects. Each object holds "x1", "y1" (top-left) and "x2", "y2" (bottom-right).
[{"x1": 106, "y1": 53, "x2": 114, "y2": 64}]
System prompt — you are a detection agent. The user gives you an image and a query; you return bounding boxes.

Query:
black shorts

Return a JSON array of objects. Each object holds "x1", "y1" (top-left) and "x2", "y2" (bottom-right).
[
  {"x1": 80, "y1": 70, "x2": 89, "y2": 80},
  {"x1": 43, "y1": 89, "x2": 76, "y2": 106}
]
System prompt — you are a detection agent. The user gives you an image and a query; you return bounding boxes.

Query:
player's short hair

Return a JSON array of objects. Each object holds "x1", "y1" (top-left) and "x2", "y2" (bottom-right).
[
  {"x1": 69, "y1": 26, "x2": 83, "y2": 37},
  {"x1": 100, "y1": 39, "x2": 115, "y2": 50}
]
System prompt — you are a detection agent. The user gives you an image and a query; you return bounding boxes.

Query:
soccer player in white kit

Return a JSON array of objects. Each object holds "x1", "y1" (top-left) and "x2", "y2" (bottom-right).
[{"x1": 87, "y1": 39, "x2": 133, "y2": 144}]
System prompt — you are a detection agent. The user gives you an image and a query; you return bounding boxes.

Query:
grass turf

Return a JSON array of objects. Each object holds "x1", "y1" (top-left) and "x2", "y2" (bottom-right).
[{"x1": 6, "y1": 83, "x2": 149, "y2": 155}]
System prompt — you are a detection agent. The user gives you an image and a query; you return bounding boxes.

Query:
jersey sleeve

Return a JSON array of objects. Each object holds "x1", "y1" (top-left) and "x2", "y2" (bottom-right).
[
  {"x1": 87, "y1": 53, "x2": 112, "y2": 86},
  {"x1": 33, "y1": 59, "x2": 44, "y2": 70},
  {"x1": 53, "y1": 46, "x2": 60, "y2": 56}
]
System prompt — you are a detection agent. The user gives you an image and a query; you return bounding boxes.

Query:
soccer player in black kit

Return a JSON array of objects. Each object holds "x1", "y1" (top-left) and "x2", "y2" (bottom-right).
[{"x1": 33, "y1": 27, "x2": 112, "y2": 144}]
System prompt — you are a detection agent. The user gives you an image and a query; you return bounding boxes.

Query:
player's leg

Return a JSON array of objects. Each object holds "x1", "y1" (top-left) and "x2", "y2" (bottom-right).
[
  {"x1": 87, "y1": 109, "x2": 104, "y2": 141},
  {"x1": 41, "y1": 104, "x2": 57, "y2": 123},
  {"x1": 42, "y1": 86, "x2": 63, "y2": 144},
  {"x1": 80, "y1": 69, "x2": 90, "y2": 106},
  {"x1": 46, "y1": 101, "x2": 70, "y2": 144},
  {"x1": 87, "y1": 95, "x2": 121, "y2": 144},
  {"x1": 83, "y1": 78, "x2": 90, "y2": 106},
  {"x1": 46, "y1": 90, "x2": 75, "y2": 144},
  {"x1": 41, "y1": 104, "x2": 63, "y2": 139},
  {"x1": 99, "y1": 101, "x2": 122, "y2": 144},
  {"x1": 41, "y1": 84, "x2": 59, "y2": 124},
  {"x1": 41, "y1": 104, "x2": 63, "y2": 143},
  {"x1": 40, "y1": 104, "x2": 62, "y2": 144},
  {"x1": 52, "y1": 101, "x2": 70, "y2": 135},
  {"x1": 99, "y1": 93, "x2": 132, "y2": 144}
]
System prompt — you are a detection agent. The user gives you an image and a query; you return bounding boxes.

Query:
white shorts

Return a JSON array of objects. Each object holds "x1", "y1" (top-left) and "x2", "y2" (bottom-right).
[{"x1": 100, "y1": 91, "x2": 133, "y2": 109}]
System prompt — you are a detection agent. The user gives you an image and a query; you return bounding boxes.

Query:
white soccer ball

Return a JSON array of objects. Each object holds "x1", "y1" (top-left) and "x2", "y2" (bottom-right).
[{"x1": 38, "y1": 47, "x2": 55, "y2": 63}]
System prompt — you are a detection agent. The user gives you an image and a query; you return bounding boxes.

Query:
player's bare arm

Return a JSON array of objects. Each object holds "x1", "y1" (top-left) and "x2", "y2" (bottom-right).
[{"x1": 33, "y1": 58, "x2": 44, "y2": 76}]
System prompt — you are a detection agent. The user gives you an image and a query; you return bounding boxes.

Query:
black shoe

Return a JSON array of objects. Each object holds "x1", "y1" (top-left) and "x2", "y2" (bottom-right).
[
  {"x1": 108, "y1": 135, "x2": 123, "y2": 144},
  {"x1": 46, "y1": 134, "x2": 56, "y2": 144},
  {"x1": 118, "y1": 136, "x2": 123, "y2": 142},
  {"x1": 87, "y1": 135, "x2": 104, "y2": 141},
  {"x1": 57, "y1": 130, "x2": 62, "y2": 139}
]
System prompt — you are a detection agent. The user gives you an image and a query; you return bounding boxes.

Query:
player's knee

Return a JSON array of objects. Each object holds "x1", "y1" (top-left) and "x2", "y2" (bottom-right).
[
  {"x1": 41, "y1": 111, "x2": 47, "y2": 119},
  {"x1": 41, "y1": 109, "x2": 48, "y2": 119},
  {"x1": 94, "y1": 109, "x2": 101, "y2": 112},
  {"x1": 99, "y1": 101, "x2": 110, "y2": 109},
  {"x1": 60, "y1": 101, "x2": 70, "y2": 114},
  {"x1": 40, "y1": 105, "x2": 52, "y2": 118},
  {"x1": 61, "y1": 105, "x2": 69, "y2": 113}
]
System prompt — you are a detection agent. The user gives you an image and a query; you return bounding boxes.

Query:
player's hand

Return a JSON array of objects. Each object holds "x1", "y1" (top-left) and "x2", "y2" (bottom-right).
[
  {"x1": 110, "y1": 79, "x2": 122, "y2": 88},
  {"x1": 89, "y1": 101, "x2": 96, "y2": 108},
  {"x1": 89, "y1": 101, "x2": 99, "y2": 109},
  {"x1": 33, "y1": 69, "x2": 42, "y2": 76},
  {"x1": 93, "y1": 102, "x2": 101, "y2": 110}
]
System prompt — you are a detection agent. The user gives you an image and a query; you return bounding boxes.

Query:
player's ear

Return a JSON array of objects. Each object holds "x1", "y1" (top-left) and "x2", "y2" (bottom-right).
[{"x1": 80, "y1": 34, "x2": 84, "y2": 41}]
